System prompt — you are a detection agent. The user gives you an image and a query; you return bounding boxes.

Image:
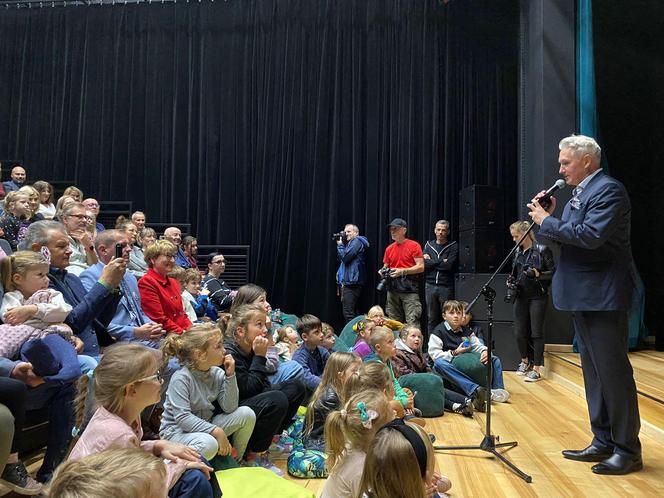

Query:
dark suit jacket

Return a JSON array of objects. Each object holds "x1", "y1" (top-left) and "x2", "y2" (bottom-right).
[
  {"x1": 48, "y1": 267, "x2": 121, "y2": 355},
  {"x1": 537, "y1": 171, "x2": 634, "y2": 311}
]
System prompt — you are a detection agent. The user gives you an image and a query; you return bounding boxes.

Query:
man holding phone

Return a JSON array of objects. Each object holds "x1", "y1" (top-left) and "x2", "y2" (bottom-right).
[{"x1": 80, "y1": 230, "x2": 166, "y2": 346}]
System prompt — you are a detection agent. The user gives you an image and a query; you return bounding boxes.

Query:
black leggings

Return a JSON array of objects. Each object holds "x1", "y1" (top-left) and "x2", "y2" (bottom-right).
[
  {"x1": 513, "y1": 296, "x2": 547, "y2": 366},
  {"x1": 240, "y1": 378, "x2": 306, "y2": 453},
  {"x1": 0, "y1": 377, "x2": 28, "y2": 453}
]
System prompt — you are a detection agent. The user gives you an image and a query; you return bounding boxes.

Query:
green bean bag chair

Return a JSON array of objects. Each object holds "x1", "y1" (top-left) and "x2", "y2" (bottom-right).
[
  {"x1": 216, "y1": 467, "x2": 315, "y2": 498},
  {"x1": 397, "y1": 373, "x2": 445, "y2": 417},
  {"x1": 335, "y1": 315, "x2": 365, "y2": 352},
  {"x1": 451, "y1": 352, "x2": 488, "y2": 387}
]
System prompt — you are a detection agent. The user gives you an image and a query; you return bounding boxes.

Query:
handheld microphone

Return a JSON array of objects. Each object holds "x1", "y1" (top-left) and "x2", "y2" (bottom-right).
[{"x1": 537, "y1": 179, "x2": 566, "y2": 209}]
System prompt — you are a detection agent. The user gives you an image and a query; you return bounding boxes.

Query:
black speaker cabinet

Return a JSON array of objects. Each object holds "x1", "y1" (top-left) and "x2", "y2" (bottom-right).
[
  {"x1": 473, "y1": 320, "x2": 520, "y2": 371},
  {"x1": 455, "y1": 273, "x2": 513, "y2": 322},
  {"x1": 458, "y1": 229, "x2": 505, "y2": 273},
  {"x1": 459, "y1": 185, "x2": 504, "y2": 231}
]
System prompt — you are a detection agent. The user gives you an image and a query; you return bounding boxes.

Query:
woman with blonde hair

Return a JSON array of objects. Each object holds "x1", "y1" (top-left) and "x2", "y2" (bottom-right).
[
  {"x1": 17, "y1": 185, "x2": 45, "y2": 225},
  {"x1": 62, "y1": 186, "x2": 83, "y2": 203},
  {"x1": 507, "y1": 220, "x2": 555, "y2": 382},
  {"x1": 138, "y1": 240, "x2": 192, "y2": 333}
]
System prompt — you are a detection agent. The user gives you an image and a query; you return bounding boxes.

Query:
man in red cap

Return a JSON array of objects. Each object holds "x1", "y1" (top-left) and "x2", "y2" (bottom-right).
[{"x1": 379, "y1": 218, "x2": 424, "y2": 327}]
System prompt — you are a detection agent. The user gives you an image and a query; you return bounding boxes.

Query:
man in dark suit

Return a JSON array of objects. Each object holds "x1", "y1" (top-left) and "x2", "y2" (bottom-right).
[{"x1": 528, "y1": 135, "x2": 641, "y2": 475}]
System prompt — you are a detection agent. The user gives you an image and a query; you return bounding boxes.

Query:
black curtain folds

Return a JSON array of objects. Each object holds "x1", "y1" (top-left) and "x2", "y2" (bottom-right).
[{"x1": 0, "y1": 0, "x2": 519, "y2": 327}]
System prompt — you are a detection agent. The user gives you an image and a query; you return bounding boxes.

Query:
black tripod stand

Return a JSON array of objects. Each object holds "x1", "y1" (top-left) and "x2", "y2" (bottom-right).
[{"x1": 434, "y1": 222, "x2": 537, "y2": 483}]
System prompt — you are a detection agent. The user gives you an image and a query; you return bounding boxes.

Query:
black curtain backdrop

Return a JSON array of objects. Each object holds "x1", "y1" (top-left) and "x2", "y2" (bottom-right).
[
  {"x1": 593, "y1": 1, "x2": 664, "y2": 349},
  {"x1": 0, "y1": 0, "x2": 519, "y2": 328}
]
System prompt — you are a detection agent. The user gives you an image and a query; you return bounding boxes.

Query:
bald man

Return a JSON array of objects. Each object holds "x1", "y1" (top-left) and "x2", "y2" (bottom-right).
[{"x1": 163, "y1": 227, "x2": 192, "y2": 269}]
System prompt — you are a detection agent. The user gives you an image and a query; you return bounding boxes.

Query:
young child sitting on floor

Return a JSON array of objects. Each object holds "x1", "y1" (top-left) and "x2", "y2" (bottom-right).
[
  {"x1": 358, "y1": 419, "x2": 452, "y2": 498},
  {"x1": 429, "y1": 300, "x2": 509, "y2": 405},
  {"x1": 392, "y1": 325, "x2": 476, "y2": 417},
  {"x1": 292, "y1": 314, "x2": 330, "y2": 391},
  {"x1": 366, "y1": 305, "x2": 403, "y2": 331},
  {"x1": 69, "y1": 343, "x2": 220, "y2": 498},
  {"x1": 47, "y1": 448, "x2": 168, "y2": 498},
  {"x1": 365, "y1": 327, "x2": 420, "y2": 422},
  {"x1": 321, "y1": 322, "x2": 337, "y2": 351},
  {"x1": 287, "y1": 352, "x2": 362, "y2": 478},
  {"x1": 319, "y1": 390, "x2": 393, "y2": 498},
  {"x1": 275, "y1": 325, "x2": 299, "y2": 361},
  {"x1": 351, "y1": 318, "x2": 375, "y2": 359},
  {"x1": 160, "y1": 323, "x2": 256, "y2": 464}
]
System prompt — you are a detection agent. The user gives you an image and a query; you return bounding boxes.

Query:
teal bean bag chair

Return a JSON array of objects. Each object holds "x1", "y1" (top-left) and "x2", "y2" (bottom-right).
[
  {"x1": 397, "y1": 373, "x2": 445, "y2": 417},
  {"x1": 335, "y1": 315, "x2": 365, "y2": 352},
  {"x1": 451, "y1": 352, "x2": 488, "y2": 387}
]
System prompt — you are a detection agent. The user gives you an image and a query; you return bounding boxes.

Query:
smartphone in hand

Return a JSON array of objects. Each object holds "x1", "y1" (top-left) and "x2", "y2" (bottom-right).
[{"x1": 115, "y1": 243, "x2": 123, "y2": 259}]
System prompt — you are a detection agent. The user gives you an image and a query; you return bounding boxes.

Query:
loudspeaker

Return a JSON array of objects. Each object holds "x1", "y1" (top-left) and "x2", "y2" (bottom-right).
[
  {"x1": 455, "y1": 273, "x2": 513, "y2": 322},
  {"x1": 473, "y1": 320, "x2": 520, "y2": 371},
  {"x1": 459, "y1": 185, "x2": 504, "y2": 231},
  {"x1": 458, "y1": 229, "x2": 506, "y2": 273}
]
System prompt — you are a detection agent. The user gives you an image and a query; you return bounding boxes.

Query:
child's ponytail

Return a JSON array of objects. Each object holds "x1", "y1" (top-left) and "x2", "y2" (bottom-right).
[{"x1": 324, "y1": 390, "x2": 392, "y2": 471}]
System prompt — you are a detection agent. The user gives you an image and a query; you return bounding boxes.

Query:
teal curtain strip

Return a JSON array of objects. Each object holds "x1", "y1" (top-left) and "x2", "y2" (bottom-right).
[{"x1": 576, "y1": 0, "x2": 648, "y2": 349}]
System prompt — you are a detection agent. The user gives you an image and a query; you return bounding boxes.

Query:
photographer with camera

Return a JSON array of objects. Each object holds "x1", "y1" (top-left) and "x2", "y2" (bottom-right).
[
  {"x1": 379, "y1": 218, "x2": 424, "y2": 327},
  {"x1": 335, "y1": 224, "x2": 369, "y2": 322},
  {"x1": 506, "y1": 220, "x2": 555, "y2": 382}
]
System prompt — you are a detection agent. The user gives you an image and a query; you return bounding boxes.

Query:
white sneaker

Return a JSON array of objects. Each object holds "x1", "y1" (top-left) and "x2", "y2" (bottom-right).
[
  {"x1": 524, "y1": 370, "x2": 542, "y2": 382},
  {"x1": 490, "y1": 389, "x2": 510, "y2": 403}
]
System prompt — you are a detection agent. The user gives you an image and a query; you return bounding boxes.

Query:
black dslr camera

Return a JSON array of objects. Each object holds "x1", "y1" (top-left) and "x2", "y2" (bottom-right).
[
  {"x1": 504, "y1": 276, "x2": 519, "y2": 304},
  {"x1": 331, "y1": 231, "x2": 347, "y2": 243},
  {"x1": 376, "y1": 267, "x2": 392, "y2": 291}
]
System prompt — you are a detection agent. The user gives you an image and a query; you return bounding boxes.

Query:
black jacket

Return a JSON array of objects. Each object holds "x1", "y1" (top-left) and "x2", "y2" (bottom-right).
[
  {"x1": 509, "y1": 243, "x2": 555, "y2": 299},
  {"x1": 223, "y1": 340, "x2": 270, "y2": 401},
  {"x1": 423, "y1": 240, "x2": 458, "y2": 286},
  {"x1": 305, "y1": 386, "x2": 340, "y2": 447}
]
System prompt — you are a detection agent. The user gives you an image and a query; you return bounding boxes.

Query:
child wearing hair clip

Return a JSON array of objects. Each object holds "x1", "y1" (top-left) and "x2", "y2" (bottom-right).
[
  {"x1": 0, "y1": 250, "x2": 82, "y2": 358},
  {"x1": 358, "y1": 419, "x2": 452, "y2": 498},
  {"x1": 320, "y1": 390, "x2": 393, "y2": 498},
  {"x1": 351, "y1": 318, "x2": 375, "y2": 359}
]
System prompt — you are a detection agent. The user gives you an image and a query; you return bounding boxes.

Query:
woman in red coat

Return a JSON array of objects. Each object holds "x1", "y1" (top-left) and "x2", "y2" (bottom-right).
[{"x1": 138, "y1": 239, "x2": 192, "y2": 334}]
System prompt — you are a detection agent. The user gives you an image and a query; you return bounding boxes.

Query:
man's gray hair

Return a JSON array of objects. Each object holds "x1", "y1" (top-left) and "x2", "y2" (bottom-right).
[
  {"x1": 559, "y1": 135, "x2": 601, "y2": 163},
  {"x1": 131, "y1": 211, "x2": 145, "y2": 218},
  {"x1": 62, "y1": 202, "x2": 86, "y2": 217},
  {"x1": 345, "y1": 224, "x2": 359, "y2": 233},
  {"x1": 435, "y1": 219, "x2": 450, "y2": 228},
  {"x1": 18, "y1": 220, "x2": 67, "y2": 250}
]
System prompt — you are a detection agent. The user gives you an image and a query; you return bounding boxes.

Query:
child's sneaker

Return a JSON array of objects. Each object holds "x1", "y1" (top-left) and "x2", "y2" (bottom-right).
[
  {"x1": 0, "y1": 462, "x2": 43, "y2": 495},
  {"x1": 243, "y1": 453, "x2": 284, "y2": 477},
  {"x1": 490, "y1": 389, "x2": 510, "y2": 403},
  {"x1": 515, "y1": 361, "x2": 532, "y2": 376},
  {"x1": 269, "y1": 433, "x2": 294, "y2": 456}
]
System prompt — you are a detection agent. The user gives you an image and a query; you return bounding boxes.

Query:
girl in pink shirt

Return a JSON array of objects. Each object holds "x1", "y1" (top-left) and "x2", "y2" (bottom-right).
[{"x1": 68, "y1": 343, "x2": 220, "y2": 497}]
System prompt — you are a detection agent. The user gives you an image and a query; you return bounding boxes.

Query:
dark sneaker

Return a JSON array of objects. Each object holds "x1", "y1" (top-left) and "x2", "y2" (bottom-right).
[
  {"x1": 0, "y1": 462, "x2": 43, "y2": 496},
  {"x1": 516, "y1": 361, "x2": 532, "y2": 376},
  {"x1": 472, "y1": 387, "x2": 488, "y2": 412}
]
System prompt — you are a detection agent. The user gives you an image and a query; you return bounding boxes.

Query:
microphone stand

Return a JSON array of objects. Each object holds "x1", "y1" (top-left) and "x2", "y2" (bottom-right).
[{"x1": 434, "y1": 221, "x2": 536, "y2": 483}]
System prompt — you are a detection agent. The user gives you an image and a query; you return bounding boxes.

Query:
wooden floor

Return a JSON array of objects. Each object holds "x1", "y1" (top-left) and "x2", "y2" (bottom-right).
[
  {"x1": 4, "y1": 352, "x2": 663, "y2": 497},
  {"x1": 278, "y1": 354, "x2": 664, "y2": 498}
]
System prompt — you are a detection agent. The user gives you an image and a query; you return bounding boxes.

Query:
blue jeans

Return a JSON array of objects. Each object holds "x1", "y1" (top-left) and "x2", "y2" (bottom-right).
[
  {"x1": 268, "y1": 360, "x2": 304, "y2": 385},
  {"x1": 168, "y1": 457, "x2": 221, "y2": 498},
  {"x1": 25, "y1": 381, "x2": 75, "y2": 482},
  {"x1": 433, "y1": 356, "x2": 505, "y2": 397}
]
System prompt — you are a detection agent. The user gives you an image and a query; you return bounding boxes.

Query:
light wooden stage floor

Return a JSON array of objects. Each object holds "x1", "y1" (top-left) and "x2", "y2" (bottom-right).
[
  {"x1": 3, "y1": 353, "x2": 662, "y2": 497},
  {"x1": 282, "y1": 351, "x2": 664, "y2": 498}
]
